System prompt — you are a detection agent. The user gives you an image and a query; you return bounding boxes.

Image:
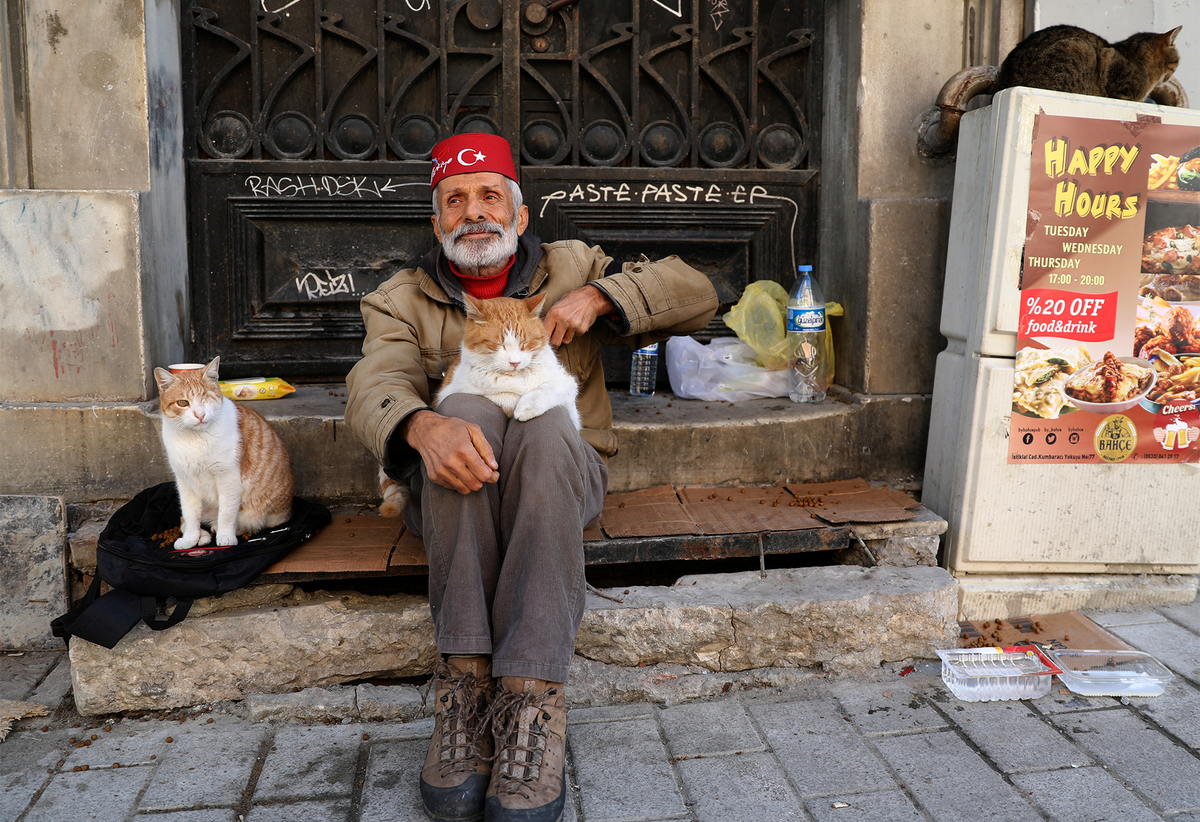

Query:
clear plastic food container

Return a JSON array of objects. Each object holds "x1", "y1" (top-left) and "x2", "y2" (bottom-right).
[
  {"x1": 936, "y1": 646, "x2": 1059, "y2": 702},
  {"x1": 1046, "y1": 649, "x2": 1174, "y2": 697}
]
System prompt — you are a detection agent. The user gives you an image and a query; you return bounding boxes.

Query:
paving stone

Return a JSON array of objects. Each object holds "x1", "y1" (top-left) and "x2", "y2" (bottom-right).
[
  {"x1": 747, "y1": 697, "x2": 896, "y2": 798},
  {"x1": 0, "y1": 651, "x2": 62, "y2": 701},
  {"x1": 144, "y1": 811, "x2": 237, "y2": 822},
  {"x1": 1047, "y1": 708, "x2": 1200, "y2": 813},
  {"x1": 804, "y1": 789, "x2": 925, "y2": 822},
  {"x1": 254, "y1": 725, "x2": 363, "y2": 801},
  {"x1": 566, "y1": 717, "x2": 687, "y2": 821},
  {"x1": 139, "y1": 726, "x2": 268, "y2": 811},
  {"x1": 1106, "y1": 621, "x2": 1200, "y2": 684},
  {"x1": 0, "y1": 496, "x2": 68, "y2": 650},
  {"x1": 938, "y1": 699, "x2": 1092, "y2": 773},
  {"x1": 356, "y1": 683, "x2": 426, "y2": 721},
  {"x1": 358, "y1": 738, "x2": 429, "y2": 822},
  {"x1": 23, "y1": 766, "x2": 152, "y2": 822},
  {"x1": 28, "y1": 655, "x2": 74, "y2": 709},
  {"x1": 356, "y1": 718, "x2": 435, "y2": 743},
  {"x1": 568, "y1": 702, "x2": 657, "y2": 724},
  {"x1": 62, "y1": 723, "x2": 169, "y2": 768},
  {"x1": 245, "y1": 798, "x2": 353, "y2": 821},
  {"x1": 1157, "y1": 600, "x2": 1200, "y2": 634},
  {"x1": 1088, "y1": 611, "x2": 1169, "y2": 628},
  {"x1": 1127, "y1": 677, "x2": 1200, "y2": 748},
  {"x1": 1, "y1": 769, "x2": 51, "y2": 822},
  {"x1": 658, "y1": 700, "x2": 764, "y2": 758},
  {"x1": 873, "y1": 731, "x2": 1043, "y2": 822},
  {"x1": 246, "y1": 686, "x2": 357, "y2": 723},
  {"x1": 831, "y1": 680, "x2": 948, "y2": 736},
  {"x1": 675, "y1": 751, "x2": 802, "y2": 822},
  {"x1": 1010, "y1": 765, "x2": 1164, "y2": 822},
  {"x1": 1031, "y1": 688, "x2": 1118, "y2": 714},
  {"x1": 0, "y1": 725, "x2": 74, "y2": 775}
]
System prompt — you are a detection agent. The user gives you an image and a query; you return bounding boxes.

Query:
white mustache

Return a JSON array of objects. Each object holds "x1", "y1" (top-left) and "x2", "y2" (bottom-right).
[{"x1": 446, "y1": 220, "x2": 505, "y2": 245}]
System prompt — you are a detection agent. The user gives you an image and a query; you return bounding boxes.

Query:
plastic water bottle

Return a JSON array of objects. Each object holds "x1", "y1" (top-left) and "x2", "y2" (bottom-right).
[
  {"x1": 787, "y1": 265, "x2": 827, "y2": 403},
  {"x1": 629, "y1": 343, "x2": 659, "y2": 396}
]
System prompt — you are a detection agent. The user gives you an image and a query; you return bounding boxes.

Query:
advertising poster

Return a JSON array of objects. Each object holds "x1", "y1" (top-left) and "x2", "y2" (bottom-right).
[{"x1": 1009, "y1": 113, "x2": 1200, "y2": 464}]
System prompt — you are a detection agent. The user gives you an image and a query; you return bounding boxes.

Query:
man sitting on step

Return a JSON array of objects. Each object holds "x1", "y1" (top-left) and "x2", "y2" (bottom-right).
[{"x1": 345, "y1": 132, "x2": 717, "y2": 822}]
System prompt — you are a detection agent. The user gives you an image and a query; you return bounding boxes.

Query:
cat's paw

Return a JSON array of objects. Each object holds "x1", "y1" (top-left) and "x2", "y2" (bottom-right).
[
  {"x1": 215, "y1": 529, "x2": 238, "y2": 547},
  {"x1": 513, "y1": 394, "x2": 551, "y2": 422},
  {"x1": 174, "y1": 533, "x2": 200, "y2": 551},
  {"x1": 197, "y1": 528, "x2": 213, "y2": 547}
]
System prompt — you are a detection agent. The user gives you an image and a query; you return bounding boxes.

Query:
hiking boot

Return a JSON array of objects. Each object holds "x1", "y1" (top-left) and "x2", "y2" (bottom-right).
[
  {"x1": 483, "y1": 677, "x2": 568, "y2": 822},
  {"x1": 420, "y1": 656, "x2": 496, "y2": 822}
]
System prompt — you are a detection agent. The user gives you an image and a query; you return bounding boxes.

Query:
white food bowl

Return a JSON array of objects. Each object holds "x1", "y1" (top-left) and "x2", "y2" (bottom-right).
[{"x1": 1065, "y1": 356, "x2": 1156, "y2": 414}]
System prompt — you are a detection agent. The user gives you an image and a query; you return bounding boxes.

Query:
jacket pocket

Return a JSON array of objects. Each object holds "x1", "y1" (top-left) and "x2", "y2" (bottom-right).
[{"x1": 421, "y1": 350, "x2": 451, "y2": 380}]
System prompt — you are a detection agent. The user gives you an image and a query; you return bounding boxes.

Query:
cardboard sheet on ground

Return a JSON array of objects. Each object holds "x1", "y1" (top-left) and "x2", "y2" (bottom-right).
[
  {"x1": 599, "y1": 486, "x2": 697, "y2": 538},
  {"x1": 677, "y1": 485, "x2": 824, "y2": 534},
  {"x1": 957, "y1": 611, "x2": 1133, "y2": 651},
  {"x1": 264, "y1": 516, "x2": 403, "y2": 574},
  {"x1": 785, "y1": 482, "x2": 919, "y2": 524},
  {"x1": 390, "y1": 528, "x2": 427, "y2": 568}
]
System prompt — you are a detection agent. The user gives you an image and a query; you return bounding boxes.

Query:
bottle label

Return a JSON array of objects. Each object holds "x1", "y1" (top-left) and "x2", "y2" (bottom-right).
[{"x1": 787, "y1": 306, "x2": 826, "y2": 332}]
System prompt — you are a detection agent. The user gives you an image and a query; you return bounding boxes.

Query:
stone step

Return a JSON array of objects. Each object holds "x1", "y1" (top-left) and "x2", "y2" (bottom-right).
[
  {"x1": 1, "y1": 385, "x2": 931, "y2": 502},
  {"x1": 66, "y1": 564, "x2": 960, "y2": 715}
]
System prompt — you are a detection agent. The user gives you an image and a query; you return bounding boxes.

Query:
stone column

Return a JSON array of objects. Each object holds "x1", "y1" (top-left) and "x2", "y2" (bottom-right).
[
  {"x1": 819, "y1": 0, "x2": 1021, "y2": 395},
  {"x1": 0, "y1": 0, "x2": 187, "y2": 403}
]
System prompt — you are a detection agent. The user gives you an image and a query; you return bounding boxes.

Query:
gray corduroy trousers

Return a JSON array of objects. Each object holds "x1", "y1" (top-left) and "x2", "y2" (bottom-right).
[{"x1": 404, "y1": 393, "x2": 608, "y2": 683}]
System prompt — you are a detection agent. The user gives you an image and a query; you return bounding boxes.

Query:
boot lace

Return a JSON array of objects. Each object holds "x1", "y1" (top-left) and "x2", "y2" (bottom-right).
[
  {"x1": 484, "y1": 687, "x2": 560, "y2": 797},
  {"x1": 425, "y1": 664, "x2": 490, "y2": 776}
]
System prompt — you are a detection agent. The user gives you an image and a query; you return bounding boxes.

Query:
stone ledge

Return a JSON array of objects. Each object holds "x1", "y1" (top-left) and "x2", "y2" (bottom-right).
[
  {"x1": 956, "y1": 573, "x2": 1200, "y2": 621},
  {"x1": 2, "y1": 389, "x2": 930, "y2": 502},
  {"x1": 68, "y1": 566, "x2": 959, "y2": 715}
]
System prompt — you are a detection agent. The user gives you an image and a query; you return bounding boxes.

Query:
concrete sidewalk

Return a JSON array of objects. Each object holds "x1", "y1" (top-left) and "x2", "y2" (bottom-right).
[{"x1": 5, "y1": 603, "x2": 1200, "y2": 822}]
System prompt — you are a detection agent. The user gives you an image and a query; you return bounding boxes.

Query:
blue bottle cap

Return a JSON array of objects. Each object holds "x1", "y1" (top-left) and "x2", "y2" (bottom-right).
[{"x1": 798, "y1": 265, "x2": 813, "y2": 272}]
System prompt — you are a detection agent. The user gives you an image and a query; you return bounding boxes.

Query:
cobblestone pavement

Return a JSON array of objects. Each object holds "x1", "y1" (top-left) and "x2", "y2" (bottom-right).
[{"x1": 5, "y1": 602, "x2": 1200, "y2": 822}]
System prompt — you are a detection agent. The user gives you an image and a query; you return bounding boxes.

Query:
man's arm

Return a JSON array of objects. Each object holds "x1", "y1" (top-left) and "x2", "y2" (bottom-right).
[
  {"x1": 400, "y1": 409, "x2": 499, "y2": 493},
  {"x1": 583, "y1": 252, "x2": 719, "y2": 340},
  {"x1": 542, "y1": 283, "x2": 616, "y2": 348}
]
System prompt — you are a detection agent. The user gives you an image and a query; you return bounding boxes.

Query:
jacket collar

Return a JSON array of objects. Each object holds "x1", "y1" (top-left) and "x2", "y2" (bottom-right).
[{"x1": 419, "y1": 231, "x2": 545, "y2": 309}]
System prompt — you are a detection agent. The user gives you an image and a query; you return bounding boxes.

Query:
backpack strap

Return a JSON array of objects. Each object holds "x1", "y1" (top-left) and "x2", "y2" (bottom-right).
[
  {"x1": 140, "y1": 597, "x2": 193, "y2": 631},
  {"x1": 51, "y1": 576, "x2": 144, "y2": 650}
]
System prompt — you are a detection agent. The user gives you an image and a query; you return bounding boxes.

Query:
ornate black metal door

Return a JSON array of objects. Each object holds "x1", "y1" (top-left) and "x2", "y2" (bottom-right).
[{"x1": 182, "y1": 0, "x2": 820, "y2": 379}]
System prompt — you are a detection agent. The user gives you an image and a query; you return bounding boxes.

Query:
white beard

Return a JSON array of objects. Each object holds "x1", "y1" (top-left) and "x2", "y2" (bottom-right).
[{"x1": 441, "y1": 218, "x2": 519, "y2": 272}]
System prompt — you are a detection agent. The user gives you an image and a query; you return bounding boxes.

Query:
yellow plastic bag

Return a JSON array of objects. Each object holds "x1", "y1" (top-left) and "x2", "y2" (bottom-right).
[
  {"x1": 219, "y1": 377, "x2": 296, "y2": 401},
  {"x1": 825, "y1": 301, "x2": 843, "y2": 383},
  {"x1": 722, "y1": 281, "x2": 790, "y2": 369},
  {"x1": 724, "y1": 281, "x2": 844, "y2": 381}
]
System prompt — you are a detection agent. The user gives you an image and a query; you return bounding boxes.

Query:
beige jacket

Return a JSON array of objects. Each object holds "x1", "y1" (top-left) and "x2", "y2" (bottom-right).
[{"x1": 345, "y1": 236, "x2": 718, "y2": 476}]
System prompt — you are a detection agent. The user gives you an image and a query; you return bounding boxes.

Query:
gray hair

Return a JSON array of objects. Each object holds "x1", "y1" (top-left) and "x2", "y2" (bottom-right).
[{"x1": 432, "y1": 177, "x2": 523, "y2": 220}]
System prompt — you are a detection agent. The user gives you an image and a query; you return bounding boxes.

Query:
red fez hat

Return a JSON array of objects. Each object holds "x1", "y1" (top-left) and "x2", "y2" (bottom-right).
[{"x1": 430, "y1": 133, "x2": 519, "y2": 190}]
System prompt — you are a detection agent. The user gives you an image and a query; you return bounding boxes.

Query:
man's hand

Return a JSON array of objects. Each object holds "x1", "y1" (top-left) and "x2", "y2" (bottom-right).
[
  {"x1": 543, "y1": 284, "x2": 616, "y2": 348},
  {"x1": 403, "y1": 409, "x2": 499, "y2": 494}
]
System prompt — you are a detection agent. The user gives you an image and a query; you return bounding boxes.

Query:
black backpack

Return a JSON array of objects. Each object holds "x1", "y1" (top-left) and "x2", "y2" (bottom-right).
[{"x1": 53, "y1": 482, "x2": 331, "y2": 648}]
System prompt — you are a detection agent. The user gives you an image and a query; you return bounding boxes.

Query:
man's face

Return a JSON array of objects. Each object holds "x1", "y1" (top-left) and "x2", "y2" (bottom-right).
[{"x1": 432, "y1": 171, "x2": 529, "y2": 273}]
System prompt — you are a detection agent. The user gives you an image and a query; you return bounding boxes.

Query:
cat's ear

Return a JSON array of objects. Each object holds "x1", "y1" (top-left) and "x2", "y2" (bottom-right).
[
  {"x1": 463, "y1": 294, "x2": 485, "y2": 322},
  {"x1": 153, "y1": 367, "x2": 173, "y2": 391},
  {"x1": 524, "y1": 293, "x2": 547, "y2": 317},
  {"x1": 203, "y1": 356, "x2": 221, "y2": 382},
  {"x1": 1166, "y1": 25, "x2": 1182, "y2": 46}
]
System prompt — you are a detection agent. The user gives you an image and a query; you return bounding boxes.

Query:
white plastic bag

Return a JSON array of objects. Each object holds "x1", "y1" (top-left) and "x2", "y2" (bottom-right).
[{"x1": 665, "y1": 336, "x2": 789, "y2": 402}]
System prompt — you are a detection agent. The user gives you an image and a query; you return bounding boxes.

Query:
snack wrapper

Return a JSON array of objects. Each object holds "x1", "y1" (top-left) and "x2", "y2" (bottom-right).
[{"x1": 219, "y1": 378, "x2": 296, "y2": 401}]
